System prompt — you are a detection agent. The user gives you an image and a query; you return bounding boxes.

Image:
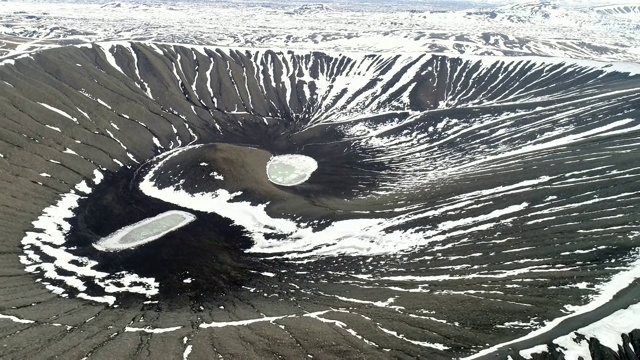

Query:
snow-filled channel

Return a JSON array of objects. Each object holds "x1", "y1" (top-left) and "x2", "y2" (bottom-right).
[
  {"x1": 93, "y1": 210, "x2": 196, "y2": 252},
  {"x1": 266, "y1": 154, "x2": 318, "y2": 186}
]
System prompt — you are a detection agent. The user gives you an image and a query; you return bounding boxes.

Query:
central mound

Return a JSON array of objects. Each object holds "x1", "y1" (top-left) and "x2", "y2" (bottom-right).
[{"x1": 0, "y1": 42, "x2": 639, "y2": 359}]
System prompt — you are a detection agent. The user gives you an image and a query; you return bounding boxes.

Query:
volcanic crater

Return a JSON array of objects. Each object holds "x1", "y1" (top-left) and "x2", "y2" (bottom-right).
[{"x1": 1, "y1": 42, "x2": 639, "y2": 359}]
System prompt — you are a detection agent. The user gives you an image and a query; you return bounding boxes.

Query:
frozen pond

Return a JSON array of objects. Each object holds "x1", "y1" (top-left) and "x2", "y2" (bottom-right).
[
  {"x1": 93, "y1": 210, "x2": 196, "y2": 252},
  {"x1": 266, "y1": 154, "x2": 318, "y2": 186}
]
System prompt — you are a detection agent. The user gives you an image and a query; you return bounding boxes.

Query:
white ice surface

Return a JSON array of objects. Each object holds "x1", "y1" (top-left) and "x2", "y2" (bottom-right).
[
  {"x1": 93, "y1": 210, "x2": 196, "y2": 252},
  {"x1": 266, "y1": 154, "x2": 318, "y2": 186}
]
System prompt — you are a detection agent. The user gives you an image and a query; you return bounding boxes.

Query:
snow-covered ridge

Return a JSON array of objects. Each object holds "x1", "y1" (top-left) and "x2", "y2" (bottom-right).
[{"x1": 0, "y1": 0, "x2": 639, "y2": 62}]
